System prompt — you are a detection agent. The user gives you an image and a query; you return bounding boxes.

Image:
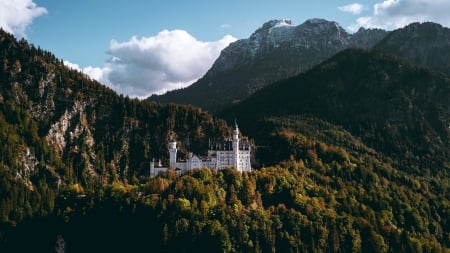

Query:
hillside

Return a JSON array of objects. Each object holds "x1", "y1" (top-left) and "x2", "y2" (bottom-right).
[
  {"x1": 0, "y1": 29, "x2": 231, "y2": 228},
  {"x1": 375, "y1": 22, "x2": 450, "y2": 77},
  {"x1": 1, "y1": 28, "x2": 450, "y2": 252},
  {"x1": 221, "y1": 48, "x2": 450, "y2": 177},
  {"x1": 4, "y1": 145, "x2": 450, "y2": 252},
  {"x1": 149, "y1": 19, "x2": 388, "y2": 112},
  {"x1": 150, "y1": 21, "x2": 450, "y2": 114}
]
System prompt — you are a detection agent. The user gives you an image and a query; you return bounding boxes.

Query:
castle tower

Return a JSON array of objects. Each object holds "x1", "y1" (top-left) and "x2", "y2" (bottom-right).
[
  {"x1": 169, "y1": 141, "x2": 177, "y2": 169},
  {"x1": 149, "y1": 158, "x2": 155, "y2": 177},
  {"x1": 232, "y1": 121, "x2": 240, "y2": 171}
]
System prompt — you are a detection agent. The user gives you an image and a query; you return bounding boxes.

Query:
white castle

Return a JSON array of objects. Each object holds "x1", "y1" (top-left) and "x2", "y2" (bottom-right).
[{"x1": 150, "y1": 123, "x2": 251, "y2": 176}]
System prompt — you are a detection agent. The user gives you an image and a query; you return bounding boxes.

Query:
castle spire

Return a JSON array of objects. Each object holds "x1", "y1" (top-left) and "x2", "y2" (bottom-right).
[{"x1": 232, "y1": 118, "x2": 240, "y2": 171}]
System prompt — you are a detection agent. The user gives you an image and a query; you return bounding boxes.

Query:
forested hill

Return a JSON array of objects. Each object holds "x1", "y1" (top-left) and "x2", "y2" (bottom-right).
[
  {"x1": 0, "y1": 29, "x2": 230, "y2": 227},
  {"x1": 221, "y1": 48, "x2": 450, "y2": 178},
  {"x1": 1, "y1": 30, "x2": 450, "y2": 252},
  {"x1": 375, "y1": 22, "x2": 450, "y2": 77}
]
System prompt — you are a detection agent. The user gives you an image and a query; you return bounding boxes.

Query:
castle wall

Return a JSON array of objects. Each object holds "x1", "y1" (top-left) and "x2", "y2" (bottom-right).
[{"x1": 151, "y1": 124, "x2": 251, "y2": 176}]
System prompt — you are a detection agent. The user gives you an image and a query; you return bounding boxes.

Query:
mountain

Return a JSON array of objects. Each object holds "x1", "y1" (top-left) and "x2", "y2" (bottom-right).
[
  {"x1": 375, "y1": 22, "x2": 450, "y2": 77},
  {"x1": 0, "y1": 29, "x2": 231, "y2": 227},
  {"x1": 350, "y1": 27, "x2": 390, "y2": 48},
  {"x1": 220, "y1": 48, "x2": 450, "y2": 177},
  {"x1": 1, "y1": 28, "x2": 450, "y2": 253},
  {"x1": 148, "y1": 19, "x2": 388, "y2": 112}
]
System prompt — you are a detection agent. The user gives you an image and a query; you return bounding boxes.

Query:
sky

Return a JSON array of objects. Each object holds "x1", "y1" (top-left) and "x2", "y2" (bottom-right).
[{"x1": 1, "y1": 0, "x2": 450, "y2": 98}]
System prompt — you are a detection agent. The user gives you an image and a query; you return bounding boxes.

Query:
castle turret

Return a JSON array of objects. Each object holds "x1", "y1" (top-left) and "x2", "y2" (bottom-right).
[
  {"x1": 150, "y1": 158, "x2": 155, "y2": 177},
  {"x1": 232, "y1": 121, "x2": 240, "y2": 171},
  {"x1": 169, "y1": 141, "x2": 177, "y2": 169}
]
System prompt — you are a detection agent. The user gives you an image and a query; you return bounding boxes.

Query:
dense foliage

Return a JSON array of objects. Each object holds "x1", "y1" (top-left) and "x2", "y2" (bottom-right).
[
  {"x1": 0, "y1": 29, "x2": 230, "y2": 233},
  {"x1": 1, "y1": 25, "x2": 450, "y2": 252},
  {"x1": 375, "y1": 22, "x2": 450, "y2": 77},
  {"x1": 3, "y1": 134, "x2": 449, "y2": 252},
  {"x1": 221, "y1": 49, "x2": 450, "y2": 179}
]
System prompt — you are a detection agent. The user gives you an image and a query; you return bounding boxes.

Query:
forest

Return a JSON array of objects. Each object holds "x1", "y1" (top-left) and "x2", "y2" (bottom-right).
[
  {"x1": 3, "y1": 134, "x2": 450, "y2": 252},
  {"x1": 0, "y1": 28, "x2": 450, "y2": 252}
]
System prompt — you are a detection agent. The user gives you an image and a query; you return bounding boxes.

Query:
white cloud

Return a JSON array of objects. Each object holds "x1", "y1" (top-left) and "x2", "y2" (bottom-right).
[
  {"x1": 73, "y1": 30, "x2": 236, "y2": 98},
  {"x1": 63, "y1": 60, "x2": 81, "y2": 71},
  {"x1": 338, "y1": 3, "x2": 365, "y2": 15},
  {"x1": 83, "y1": 66, "x2": 111, "y2": 84},
  {"x1": 221, "y1": 24, "x2": 232, "y2": 29},
  {"x1": 0, "y1": 0, "x2": 47, "y2": 37},
  {"x1": 349, "y1": 0, "x2": 450, "y2": 32},
  {"x1": 64, "y1": 60, "x2": 112, "y2": 87}
]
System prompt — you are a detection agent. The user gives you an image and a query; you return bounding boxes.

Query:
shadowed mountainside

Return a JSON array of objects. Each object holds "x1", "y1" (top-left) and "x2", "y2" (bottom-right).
[{"x1": 221, "y1": 48, "x2": 450, "y2": 177}]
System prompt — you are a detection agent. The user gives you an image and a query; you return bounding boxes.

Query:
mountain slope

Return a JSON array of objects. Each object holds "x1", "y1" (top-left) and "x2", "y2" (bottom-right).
[
  {"x1": 1, "y1": 29, "x2": 450, "y2": 253},
  {"x1": 149, "y1": 19, "x2": 388, "y2": 112},
  {"x1": 0, "y1": 29, "x2": 232, "y2": 183},
  {"x1": 375, "y1": 22, "x2": 450, "y2": 77},
  {"x1": 221, "y1": 48, "x2": 450, "y2": 176},
  {"x1": 0, "y1": 29, "x2": 231, "y2": 226}
]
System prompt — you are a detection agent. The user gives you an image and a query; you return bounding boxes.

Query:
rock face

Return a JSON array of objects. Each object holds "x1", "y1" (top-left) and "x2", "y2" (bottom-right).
[
  {"x1": 211, "y1": 19, "x2": 351, "y2": 74},
  {"x1": 149, "y1": 19, "x2": 388, "y2": 112},
  {"x1": 350, "y1": 27, "x2": 389, "y2": 48},
  {"x1": 0, "y1": 29, "x2": 230, "y2": 190}
]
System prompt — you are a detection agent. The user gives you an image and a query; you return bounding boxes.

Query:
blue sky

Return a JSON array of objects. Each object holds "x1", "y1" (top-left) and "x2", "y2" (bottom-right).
[
  {"x1": 1, "y1": 0, "x2": 450, "y2": 97},
  {"x1": 26, "y1": 0, "x2": 367, "y2": 67}
]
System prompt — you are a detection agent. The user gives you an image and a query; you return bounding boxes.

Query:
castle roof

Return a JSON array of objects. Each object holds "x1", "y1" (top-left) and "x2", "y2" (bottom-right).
[
  {"x1": 208, "y1": 139, "x2": 250, "y2": 151},
  {"x1": 209, "y1": 140, "x2": 233, "y2": 151}
]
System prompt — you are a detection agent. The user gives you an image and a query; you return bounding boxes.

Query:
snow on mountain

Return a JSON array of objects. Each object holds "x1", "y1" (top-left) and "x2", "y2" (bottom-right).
[
  {"x1": 211, "y1": 18, "x2": 353, "y2": 74},
  {"x1": 149, "y1": 18, "x2": 389, "y2": 112}
]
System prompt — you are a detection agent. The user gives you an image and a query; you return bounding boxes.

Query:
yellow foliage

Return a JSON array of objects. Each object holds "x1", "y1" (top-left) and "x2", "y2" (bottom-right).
[{"x1": 68, "y1": 183, "x2": 84, "y2": 194}]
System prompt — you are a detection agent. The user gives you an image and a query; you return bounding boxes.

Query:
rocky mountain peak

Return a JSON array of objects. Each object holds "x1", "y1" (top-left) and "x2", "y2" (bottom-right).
[
  {"x1": 149, "y1": 18, "x2": 389, "y2": 112},
  {"x1": 232, "y1": 18, "x2": 352, "y2": 62},
  {"x1": 304, "y1": 18, "x2": 331, "y2": 24},
  {"x1": 404, "y1": 21, "x2": 445, "y2": 32},
  {"x1": 376, "y1": 21, "x2": 450, "y2": 46},
  {"x1": 350, "y1": 27, "x2": 389, "y2": 48},
  {"x1": 295, "y1": 18, "x2": 351, "y2": 46},
  {"x1": 301, "y1": 18, "x2": 345, "y2": 32},
  {"x1": 249, "y1": 19, "x2": 296, "y2": 47},
  {"x1": 259, "y1": 19, "x2": 294, "y2": 30},
  {"x1": 250, "y1": 18, "x2": 348, "y2": 43},
  {"x1": 303, "y1": 18, "x2": 336, "y2": 27}
]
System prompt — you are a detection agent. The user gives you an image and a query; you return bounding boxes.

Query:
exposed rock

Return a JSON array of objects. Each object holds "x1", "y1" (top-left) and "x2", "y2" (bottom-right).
[
  {"x1": 350, "y1": 27, "x2": 389, "y2": 48},
  {"x1": 149, "y1": 18, "x2": 388, "y2": 112}
]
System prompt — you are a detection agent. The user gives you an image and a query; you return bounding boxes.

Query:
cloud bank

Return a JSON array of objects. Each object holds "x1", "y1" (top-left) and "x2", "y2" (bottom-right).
[
  {"x1": 71, "y1": 30, "x2": 236, "y2": 98},
  {"x1": 338, "y1": 3, "x2": 365, "y2": 15},
  {"x1": 349, "y1": 0, "x2": 450, "y2": 31},
  {"x1": 0, "y1": 0, "x2": 47, "y2": 37}
]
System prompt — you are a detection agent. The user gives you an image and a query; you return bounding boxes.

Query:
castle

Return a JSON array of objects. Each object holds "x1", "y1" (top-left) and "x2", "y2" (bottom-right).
[{"x1": 150, "y1": 123, "x2": 251, "y2": 176}]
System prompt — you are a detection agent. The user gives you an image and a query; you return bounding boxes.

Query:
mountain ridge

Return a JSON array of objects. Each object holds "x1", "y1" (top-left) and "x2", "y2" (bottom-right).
[
  {"x1": 220, "y1": 48, "x2": 450, "y2": 177},
  {"x1": 0, "y1": 28, "x2": 232, "y2": 191},
  {"x1": 148, "y1": 18, "x2": 389, "y2": 112},
  {"x1": 149, "y1": 20, "x2": 450, "y2": 114},
  {"x1": 1, "y1": 24, "x2": 450, "y2": 253},
  {"x1": 375, "y1": 21, "x2": 450, "y2": 76}
]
